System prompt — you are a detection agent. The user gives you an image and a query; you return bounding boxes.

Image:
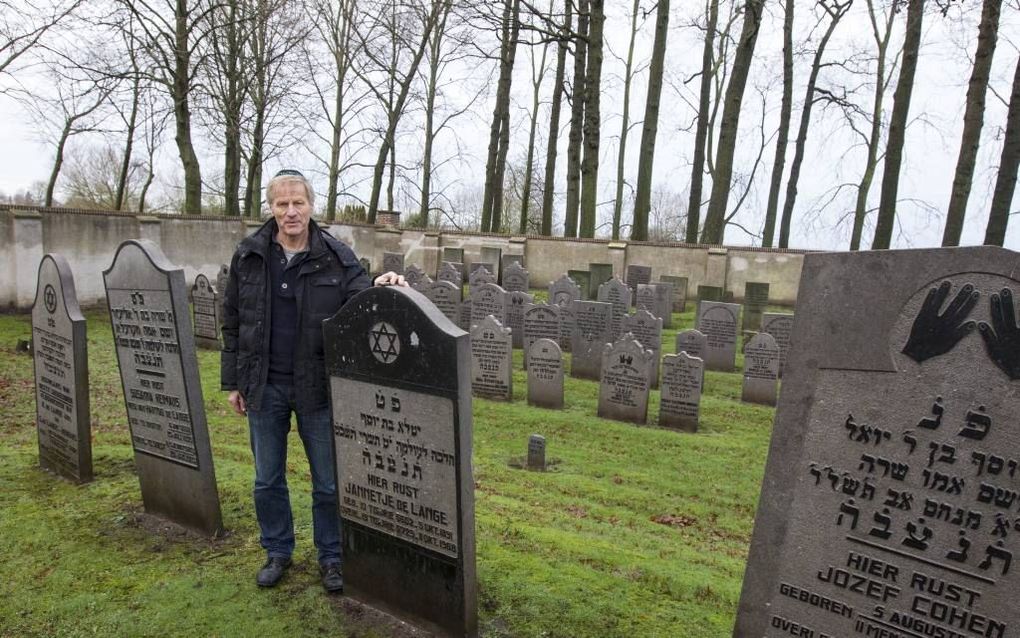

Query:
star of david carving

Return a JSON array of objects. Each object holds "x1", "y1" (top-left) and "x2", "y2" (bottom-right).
[
  {"x1": 44, "y1": 284, "x2": 57, "y2": 314},
  {"x1": 369, "y1": 322, "x2": 400, "y2": 363}
]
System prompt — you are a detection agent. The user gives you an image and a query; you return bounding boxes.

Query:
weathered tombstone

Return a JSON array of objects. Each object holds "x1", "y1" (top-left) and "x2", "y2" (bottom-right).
[
  {"x1": 501, "y1": 254, "x2": 525, "y2": 283},
  {"x1": 697, "y1": 285, "x2": 724, "y2": 302},
  {"x1": 742, "y1": 281, "x2": 770, "y2": 333},
  {"x1": 659, "y1": 352, "x2": 703, "y2": 432},
  {"x1": 404, "y1": 264, "x2": 427, "y2": 289},
  {"x1": 470, "y1": 283, "x2": 508, "y2": 329},
  {"x1": 636, "y1": 282, "x2": 673, "y2": 329},
  {"x1": 442, "y1": 246, "x2": 465, "y2": 265},
  {"x1": 760, "y1": 312, "x2": 794, "y2": 377},
  {"x1": 675, "y1": 329, "x2": 708, "y2": 361},
  {"x1": 570, "y1": 301, "x2": 613, "y2": 380},
  {"x1": 597, "y1": 276, "x2": 632, "y2": 340},
  {"x1": 423, "y1": 280, "x2": 461, "y2": 325},
  {"x1": 660, "y1": 275, "x2": 688, "y2": 313},
  {"x1": 216, "y1": 264, "x2": 230, "y2": 315},
  {"x1": 322, "y1": 286, "x2": 476, "y2": 637},
  {"x1": 382, "y1": 252, "x2": 404, "y2": 275},
  {"x1": 32, "y1": 253, "x2": 92, "y2": 483},
  {"x1": 549, "y1": 274, "x2": 582, "y2": 307},
  {"x1": 597, "y1": 334, "x2": 653, "y2": 425},
  {"x1": 191, "y1": 274, "x2": 220, "y2": 350},
  {"x1": 468, "y1": 265, "x2": 496, "y2": 297},
  {"x1": 439, "y1": 261, "x2": 464, "y2": 288},
  {"x1": 502, "y1": 261, "x2": 530, "y2": 294},
  {"x1": 359, "y1": 257, "x2": 372, "y2": 277},
  {"x1": 735, "y1": 247, "x2": 1020, "y2": 638},
  {"x1": 103, "y1": 240, "x2": 223, "y2": 535},
  {"x1": 523, "y1": 302, "x2": 561, "y2": 368},
  {"x1": 558, "y1": 301, "x2": 575, "y2": 354},
  {"x1": 414, "y1": 274, "x2": 434, "y2": 292},
  {"x1": 696, "y1": 301, "x2": 740, "y2": 372},
  {"x1": 625, "y1": 264, "x2": 652, "y2": 304},
  {"x1": 621, "y1": 309, "x2": 662, "y2": 387},
  {"x1": 444, "y1": 261, "x2": 467, "y2": 285},
  {"x1": 588, "y1": 263, "x2": 614, "y2": 300},
  {"x1": 567, "y1": 270, "x2": 591, "y2": 300},
  {"x1": 741, "y1": 332, "x2": 780, "y2": 405},
  {"x1": 469, "y1": 262, "x2": 494, "y2": 277},
  {"x1": 458, "y1": 298, "x2": 472, "y2": 332},
  {"x1": 527, "y1": 339, "x2": 564, "y2": 410},
  {"x1": 480, "y1": 247, "x2": 502, "y2": 278},
  {"x1": 507, "y1": 291, "x2": 534, "y2": 349},
  {"x1": 470, "y1": 315, "x2": 513, "y2": 401},
  {"x1": 527, "y1": 434, "x2": 547, "y2": 470}
]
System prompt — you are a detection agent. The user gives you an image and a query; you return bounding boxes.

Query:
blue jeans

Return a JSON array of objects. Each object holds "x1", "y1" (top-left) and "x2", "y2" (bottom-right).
[{"x1": 247, "y1": 384, "x2": 341, "y2": 565}]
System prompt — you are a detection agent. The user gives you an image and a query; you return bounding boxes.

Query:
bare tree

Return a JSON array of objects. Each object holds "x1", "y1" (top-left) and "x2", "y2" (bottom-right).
[
  {"x1": 761, "y1": 0, "x2": 794, "y2": 247},
  {"x1": 685, "y1": 0, "x2": 719, "y2": 243},
  {"x1": 631, "y1": 0, "x2": 670, "y2": 241},
  {"x1": 564, "y1": 0, "x2": 588, "y2": 237},
  {"x1": 577, "y1": 0, "x2": 604, "y2": 238},
  {"x1": 0, "y1": 0, "x2": 82, "y2": 86},
  {"x1": 611, "y1": 0, "x2": 645, "y2": 240},
  {"x1": 985, "y1": 55, "x2": 1020, "y2": 246},
  {"x1": 519, "y1": 3, "x2": 553, "y2": 235},
  {"x1": 540, "y1": 0, "x2": 570, "y2": 236}
]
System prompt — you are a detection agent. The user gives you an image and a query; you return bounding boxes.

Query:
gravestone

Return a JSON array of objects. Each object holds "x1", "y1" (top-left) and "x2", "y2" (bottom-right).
[
  {"x1": 659, "y1": 352, "x2": 703, "y2": 432},
  {"x1": 588, "y1": 263, "x2": 614, "y2": 300},
  {"x1": 527, "y1": 434, "x2": 547, "y2": 470},
  {"x1": 597, "y1": 276, "x2": 632, "y2": 341},
  {"x1": 549, "y1": 274, "x2": 582, "y2": 308},
  {"x1": 660, "y1": 275, "x2": 688, "y2": 313},
  {"x1": 734, "y1": 246, "x2": 1020, "y2": 638},
  {"x1": 382, "y1": 252, "x2": 404, "y2": 275},
  {"x1": 444, "y1": 261, "x2": 467, "y2": 285},
  {"x1": 404, "y1": 264, "x2": 427, "y2": 289},
  {"x1": 558, "y1": 301, "x2": 575, "y2": 354},
  {"x1": 501, "y1": 254, "x2": 525, "y2": 284},
  {"x1": 468, "y1": 265, "x2": 495, "y2": 297},
  {"x1": 761, "y1": 312, "x2": 795, "y2": 377},
  {"x1": 741, "y1": 332, "x2": 780, "y2": 405},
  {"x1": 507, "y1": 291, "x2": 534, "y2": 349},
  {"x1": 527, "y1": 339, "x2": 564, "y2": 410},
  {"x1": 458, "y1": 298, "x2": 472, "y2": 332},
  {"x1": 480, "y1": 247, "x2": 502, "y2": 278},
  {"x1": 470, "y1": 315, "x2": 513, "y2": 401},
  {"x1": 696, "y1": 301, "x2": 740, "y2": 372},
  {"x1": 439, "y1": 261, "x2": 464, "y2": 290},
  {"x1": 597, "y1": 334, "x2": 653, "y2": 425},
  {"x1": 191, "y1": 274, "x2": 220, "y2": 350},
  {"x1": 359, "y1": 257, "x2": 372, "y2": 277},
  {"x1": 523, "y1": 302, "x2": 560, "y2": 368},
  {"x1": 322, "y1": 285, "x2": 476, "y2": 637},
  {"x1": 216, "y1": 264, "x2": 230, "y2": 316},
  {"x1": 621, "y1": 309, "x2": 663, "y2": 387},
  {"x1": 442, "y1": 247, "x2": 465, "y2": 266},
  {"x1": 470, "y1": 283, "x2": 508, "y2": 329},
  {"x1": 742, "y1": 282, "x2": 770, "y2": 333},
  {"x1": 675, "y1": 329, "x2": 708, "y2": 361},
  {"x1": 413, "y1": 274, "x2": 433, "y2": 292},
  {"x1": 570, "y1": 301, "x2": 613, "y2": 380},
  {"x1": 625, "y1": 264, "x2": 652, "y2": 304},
  {"x1": 32, "y1": 253, "x2": 92, "y2": 483},
  {"x1": 502, "y1": 261, "x2": 530, "y2": 294},
  {"x1": 103, "y1": 240, "x2": 223, "y2": 535},
  {"x1": 469, "y1": 262, "x2": 494, "y2": 277},
  {"x1": 423, "y1": 280, "x2": 461, "y2": 325},
  {"x1": 697, "y1": 285, "x2": 724, "y2": 303},
  {"x1": 566, "y1": 270, "x2": 591, "y2": 300},
  {"x1": 636, "y1": 283, "x2": 673, "y2": 329}
]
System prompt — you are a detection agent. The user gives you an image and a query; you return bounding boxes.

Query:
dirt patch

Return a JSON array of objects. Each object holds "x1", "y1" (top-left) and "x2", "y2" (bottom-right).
[
  {"x1": 329, "y1": 597, "x2": 436, "y2": 638},
  {"x1": 651, "y1": 513, "x2": 697, "y2": 528}
]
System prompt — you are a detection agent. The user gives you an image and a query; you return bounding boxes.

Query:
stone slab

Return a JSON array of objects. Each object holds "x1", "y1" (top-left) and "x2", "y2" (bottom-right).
[
  {"x1": 588, "y1": 263, "x2": 614, "y2": 301},
  {"x1": 503, "y1": 262, "x2": 530, "y2": 294},
  {"x1": 506, "y1": 291, "x2": 533, "y2": 349},
  {"x1": 697, "y1": 285, "x2": 724, "y2": 303},
  {"x1": 470, "y1": 316, "x2": 513, "y2": 401},
  {"x1": 191, "y1": 273, "x2": 220, "y2": 350},
  {"x1": 742, "y1": 282, "x2": 770, "y2": 333},
  {"x1": 570, "y1": 301, "x2": 613, "y2": 380},
  {"x1": 523, "y1": 303, "x2": 560, "y2": 369},
  {"x1": 527, "y1": 339, "x2": 563, "y2": 410},
  {"x1": 527, "y1": 433, "x2": 547, "y2": 469},
  {"x1": 382, "y1": 252, "x2": 405, "y2": 275},
  {"x1": 741, "y1": 332, "x2": 779, "y2": 405},
  {"x1": 621, "y1": 309, "x2": 662, "y2": 388},
  {"x1": 597, "y1": 334, "x2": 653, "y2": 425},
  {"x1": 566, "y1": 270, "x2": 591, "y2": 301},
  {"x1": 659, "y1": 352, "x2": 703, "y2": 432},
  {"x1": 660, "y1": 275, "x2": 688, "y2": 313},
  {"x1": 761, "y1": 312, "x2": 794, "y2": 377},
  {"x1": 423, "y1": 280, "x2": 461, "y2": 326},
  {"x1": 625, "y1": 264, "x2": 652, "y2": 304},
  {"x1": 469, "y1": 283, "x2": 507, "y2": 329},
  {"x1": 597, "y1": 276, "x2": 632, "y2": 341},
  {"x1": 696, "y1": 301, "x2": 740, "y2": 372}
]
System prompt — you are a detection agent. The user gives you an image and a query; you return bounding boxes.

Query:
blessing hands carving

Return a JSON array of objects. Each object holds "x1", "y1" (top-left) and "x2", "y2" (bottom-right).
[{"x1": 902, "y1": 281, "x2": 979, "y2": 363}]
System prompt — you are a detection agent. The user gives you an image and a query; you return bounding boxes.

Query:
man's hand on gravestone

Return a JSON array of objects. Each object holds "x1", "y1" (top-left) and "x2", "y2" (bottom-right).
[
  {"x1": 902, "y1": 281, "x2": 979, "y2": 363},
  {"x1": 374, "y1": 272, "x2": 407, "y2": 287},
  {"x1": 228, "y1": 390, "x2": 247, "y2": 416},
  {"x1": 978, "y1": 288, "x2": 1020, "y2": 380}
]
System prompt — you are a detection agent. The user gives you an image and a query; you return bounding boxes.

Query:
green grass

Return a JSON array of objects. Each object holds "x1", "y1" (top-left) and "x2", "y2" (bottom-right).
[{"x1": 0, "y1": 303, "x2": 779, "y2": 638}]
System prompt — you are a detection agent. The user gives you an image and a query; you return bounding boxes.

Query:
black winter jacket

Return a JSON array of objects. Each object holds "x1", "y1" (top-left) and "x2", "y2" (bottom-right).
[{"x1": 220, "y1": 218, "x2": 371, "y2": 413}]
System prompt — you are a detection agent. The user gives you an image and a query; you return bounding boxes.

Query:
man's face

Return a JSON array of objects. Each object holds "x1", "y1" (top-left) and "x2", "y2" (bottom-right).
[{"x1": 271, "y1": 180, "x2": 312, "y2": 242}]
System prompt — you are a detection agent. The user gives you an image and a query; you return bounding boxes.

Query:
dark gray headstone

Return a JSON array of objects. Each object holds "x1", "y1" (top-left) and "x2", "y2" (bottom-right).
[
  {"x1": 558, "y1": 300, "x2": 575, "y2": 353},
  {"x1": 761, "y1": 312, "x2": 794, "y2": 377},
  {"x1": 659, "y1": 352, "x2": 703, "y2": 432},
  {"x1": 469, "y1": 262, "x2": 494, "y2": 277},
  {"x1": 468, "y1": 265, "x2": 496, "y2": 297},
  {"x1": 501, "y1": 254, "x2": 525, "y2": 283},
  {"x1": 32, "y1": 253, "x2": 92, "y2": 483},
  {"x1": 502, "y1": 261, "x2": 530, "y2": 294},
  {"x1": 741, "y1": 332, "x2": 779, "y2": 405},
  {"x1": 323, "y1": 286, "x2": 476, "y2": 637},
  {"x1": 549, "y1": 274, "x2": 582, "y2": 308},
  {"x1": 470, "y1": 315, "x2": 512, "y2": 401},
  {"x1": 697, "y1": 285, "x2": 724, "y2": 302},
  {"x1": 523, "y1": 303, "x2": 561, "y2": 369},
  {"x1": 438, "y1": 261, "x2": 464, "y2": 290},
  {"x1": 527, "y1": 433, "x2": 547, "y2": 470},
  {"x1": 359, "y1": 257, "x2": 372, "y2": 277},
  {"x1": 597, "y1": 334, "x2": 653, "y2": 425},
  {"x1": 566, "y1": 270, "x2": 591, "y2": 300},
  {"x1": 742, "y1": 282, "x2": 770, "y2": 333},
  {"x1": 636, "y1": 282, "x2": 673, "y2": 329},
  {"x1": 470, "y1": 283, "x2": 507, "y2": 329},
  {"x1": 382, "y1": 252, "x2": 404, "y2": 275},
  {"x1": 527, "y1": 339, "x2": 564, "y2": 410},
  {"x1": 570, "y1": 301, "x2": 613, "y2": 380},
  {"x1": 621, "y1": 309, "x2": 662, "y2": 388},
  {"x1": 625, "y1": 264, "x2": 652, "y2": 303},
  {"x1": 442, "y1": 247, "x2": 464, "y2": 266},
  {"x1": 660, "y1": 275, "x2": 688, "y2": 313},
  {"x1": 191, "y1": 274, "x2": 220, "y2": 350},
  {"x1": 507, "y1": 291, "x2": 533, "y2": 349},
  {"x1": 735, "y1": 247, "x2": 1020, "y2": 638},
  {"x1": 404, "y1": 264, "x2": 427, "y2": 289},
  {"x1": 675, "y1": 329, "x2": 708, "y2": 361},
  {"x1": 216, "y1": 264, "x2": 230, "y2": 316},
  {"x1": 423, "y1": 280, "x2": 461, "y2": 325},
  {"x1": 103, "y1": 240, "x2": 223, "y2": 535},
  {"x1": 588, "y1": 263, "x2": 614, "y2": 300},
  {"x1": 597, "y1": 276, "x2": 632, "y2": 341},
  {"x1": 696, "y1": 301, "x2": 740, "y2": 371}
]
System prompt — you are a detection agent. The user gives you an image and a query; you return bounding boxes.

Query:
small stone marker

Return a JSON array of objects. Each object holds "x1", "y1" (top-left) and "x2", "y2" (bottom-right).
[
  {"x1": 660, "y1": 275, "x2": 688, "y2": 313},
  {"x1": 438, "y1": 261, "x2": 464, "y2": 291},
  {"x1": 423, "y1": 280, "x2": 461, "y2": 325},
  {"x1": 32, "y1": 253, "x2": 92, "y2": 483},
  {"x1": 567, "y1": 270, "x2": 591, "y2": 300},
  {"x1": 549, "y1": 274, "x2": 582, "y2": 307},
  {"x1": 597, "y1": 276, "x2": 632, "y2": 340},
  {"x1": 675, "y1": 329, "x2": 708, "y2": 361},
  {"x1": 741, "y1": 332, "x2": 779, "y2": 405},
  {"x1": 527, "y1": 434, "x2": 547, "y2": 470},
  {"x1": 735, "y1": 247, "x2": 1020, "y2": 638},
  {"x1": 742, "y1": 281, "x2": 770, "y2": 333},
  {"x1": 507, "y1": 291, "x2": 533, "y2": 349},
  {"x1": 191, "y1": 274, "x2": 220, "y2": 350},
  {"x1": 468, "y1": 265, "x2": 495, "y2": 296},
  {"x1": 103, "y1": 240, "x2": 223, "y2": 535},
  {"x1": 502, "y1": 261, "x2": 530, "y2": 294},
  {"x1": 621, "y1": 309, "x2": 663, "y2": 387},
  {"x1": 470, "y1": 315, "x2": 513, "y2": 401},
  {"x1": 659, "y1": 352, "x2": 703, "y2": 432},
  {"x1": 625, "y1": 264, "x2": 652, "y2": 303},
  {"x1": 470, "y1": 283, "x2": 508, "y2": 328},
  {"x1": 697, "y1": 285, "x2": 724, "y2": 302},
  {"x1": 588, "y1": 263, "x2": 614, "y2": 300},
  {"x1": 571, "y1": 301, "x2": 613, "y2": 380},
  {"x1": 696, "y1": 301, "x2": 740, "y2": 371},
  {"x1": 404, "y1": 264, "x2": 427, "y2": 289},
  {"x1": 597, "y1": 334, "x2": 653, "y2": 425},
  {"x1": 761, "y1": 312, "x2": 794, "y2": 377},
  {"x1": 323, "y1": 286, "x2": 476, "y2": 638},
  {"x1": 527, "y1": 339, "x2": 564, "y2": 410},
  {"x1": 382, "y1": 252, "x2": 404, "y2": 275},
  {"x1": 523, "y1": 302, "x2": 560, "y2": 368},
  {"x1": 216, "y1": 264, "x2": 230, "y2": 315}
]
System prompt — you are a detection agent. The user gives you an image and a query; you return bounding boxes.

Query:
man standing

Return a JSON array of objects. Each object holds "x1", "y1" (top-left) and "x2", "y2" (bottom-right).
[{"x1": 221, "y1": 169, "x2": 404, "y2": 592}]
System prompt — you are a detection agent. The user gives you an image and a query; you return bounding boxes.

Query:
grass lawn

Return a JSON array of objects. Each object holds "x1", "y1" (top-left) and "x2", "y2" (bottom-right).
[{"x1": 0, "y1": 301, "x2": 780, "y2": 638}]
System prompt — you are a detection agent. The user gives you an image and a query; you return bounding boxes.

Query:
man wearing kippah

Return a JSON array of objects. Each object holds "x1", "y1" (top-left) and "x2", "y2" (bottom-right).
[{"x1": 220, "y1": 169, "x2": 405, "y2": 592}]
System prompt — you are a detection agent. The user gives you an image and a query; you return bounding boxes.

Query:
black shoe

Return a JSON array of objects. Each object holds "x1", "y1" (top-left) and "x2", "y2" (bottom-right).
[
  {"x1": 256, "y1": 557, "x2": 292, "y2": 587},
  {"x1": 320, "y1": 561, "x2": 343, "y2": 593}
]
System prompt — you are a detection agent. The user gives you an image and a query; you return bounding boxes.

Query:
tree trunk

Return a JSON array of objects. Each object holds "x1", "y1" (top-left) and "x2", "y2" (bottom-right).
[
  {"x1": 174, "y1": 0, "x2": 201, "y2": 214},
  {"x1": 326, "y1": 71, "x2": 345, "y2": 221},
  {"x1": 540, "y1": 0, "x2": 571, "y2": 236},
  {"x1": 984, "y1": 56, "x2": 1020, "y2": 246},
  {"x1": 631, "y1": 0, "x2": 670, "y2": 241},
  {"x1": 116, "y1": 75, "x2": 140, "y2": 211},
  {"x1": 220, "y1": 0, "x2": 243, "y2": 217},
  {"x1": 686, "y1": 0, "x2": 719, "y2": 243},
  {"x1": 872, "y1": 0, "x2": 923, "y2": 249},
  {"x1": 700, "y1": 0, "x2": 764, "y2": 245},
  {"x1": 613, "y1": 0, "x2": 641, "y2": 240},
  {"x1": 244, "y1": 109, "x2": 265, "y2": 217},
  {"x1": 480, "y1": 0, "x2": 518, "y2": 232},
  {"x1": 943, "y1": 0, "x2": 1001, "y2": 246},
  {"x1": 45, "y1": 123, "x2": 73, "y2": 207},
  {"x1": 564, "y1": 0, "x2": 588, "y2": 237},
  {"x1": 762, "y1": 0, "x2": 793, "y2": 247},
  {"x1": 520, "y1": 12, "x2": 551, "y2": 236},
  {"x1": 578, "y1": 0, "x2": 604, "y2": 238}
]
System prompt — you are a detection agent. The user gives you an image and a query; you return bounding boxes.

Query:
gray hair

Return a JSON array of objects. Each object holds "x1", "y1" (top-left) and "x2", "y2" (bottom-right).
[{"x1": 266, "y1": 170, "x2": 315, "y2": 208}]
